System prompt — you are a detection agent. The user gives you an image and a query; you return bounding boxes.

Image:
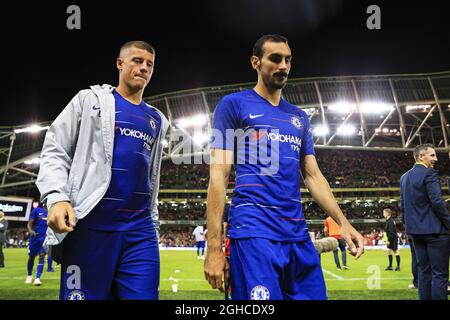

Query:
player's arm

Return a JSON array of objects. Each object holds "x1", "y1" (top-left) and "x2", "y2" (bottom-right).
[
  {"x1": 35, "y1": 92, "x2": 88, "y2": 233},
  {"x1": 204, "y1": 148, "x2": 233, "y2": 292},
  {"x1": 323, "y1": 221, "x2": 329, "y2": 237},
  {"x1": 424, "y1": 170, "x2": 450, "y2": 230},
  {"x1": 301, "y1": 154, "x2": 364, "y2": 259},
  {"x1": 27, "y1": 219, "x2": 37, "y2": 237},
  {"x1": 27, "y1": 210, "x2": 37, "y2": 236},
  {"x1": 400, "y1": 181, "x2": 405, "y2": 226}
]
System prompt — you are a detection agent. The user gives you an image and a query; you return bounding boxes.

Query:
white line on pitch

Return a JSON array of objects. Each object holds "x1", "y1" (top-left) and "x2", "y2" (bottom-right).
[
  {"x1": 325, "y1": 277, "x2": 412, "y2": 281},
  {"x1": 161, "y1": 279, "x2": 202, "y2": 282},
  {"x1": 0, "y1": 276, "x2": 205, "y2": 281},
  {"x1": 322, "y1": 269, "x2": 344, "y2": 280}
]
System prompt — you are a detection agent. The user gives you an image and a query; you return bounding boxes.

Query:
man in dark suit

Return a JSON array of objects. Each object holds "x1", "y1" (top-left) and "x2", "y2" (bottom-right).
[{"x1": 400, "y1": 144, "x2": 450, "y2": 300}]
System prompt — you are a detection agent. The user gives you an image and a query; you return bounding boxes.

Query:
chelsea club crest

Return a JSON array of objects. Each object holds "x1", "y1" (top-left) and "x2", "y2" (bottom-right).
[
  {"x1": 250, "y1": 285, "x2": 270, "y2": 300},
  {"x1": 67, "y1": 290, "x2": 86, "y2": 300},
  {"x1": 291, "y1": 116, "x2": 302, "y2": 129},
  {"x1": 149, "y1": 118, "x2": 156, "y2": 130}
]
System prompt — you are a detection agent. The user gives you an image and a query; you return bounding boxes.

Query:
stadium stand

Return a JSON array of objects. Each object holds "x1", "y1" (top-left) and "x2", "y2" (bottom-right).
[{"x1": 160, "y1": 150, "x2": 450, "y2": 189}]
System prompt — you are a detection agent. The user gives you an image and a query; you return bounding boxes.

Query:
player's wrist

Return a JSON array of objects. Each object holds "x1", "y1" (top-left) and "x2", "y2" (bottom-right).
[{"x1": 339, "y1": 220, "x2": 352, "y2": 228}]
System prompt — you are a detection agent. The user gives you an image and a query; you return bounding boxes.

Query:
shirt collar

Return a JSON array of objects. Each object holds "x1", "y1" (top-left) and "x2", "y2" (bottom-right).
[{"x1": 415, "y1": 162, "x2": 429, "y2": 168}]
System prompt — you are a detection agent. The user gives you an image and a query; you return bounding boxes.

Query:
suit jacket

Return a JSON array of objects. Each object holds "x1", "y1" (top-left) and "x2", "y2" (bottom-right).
[
  {"x1": 400, "y1": 163, "x2": 450, "y2": 235},
  {"x1": 0, "y1": 219, "x2": 8, "y2": 243}
]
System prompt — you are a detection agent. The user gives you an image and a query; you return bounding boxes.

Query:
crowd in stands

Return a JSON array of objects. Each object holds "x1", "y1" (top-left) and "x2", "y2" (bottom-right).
[
  {"x1": 303, "y1": 201, "x2": 401, "y2": 220},
  {"x1": 316, "y1": 150, "x2": 410, "y2": 188},
  {"x1": 2, "y1": 228, "x2": 29, "y2": 248},
  {"x1": 360, "y1": 228, "x2": 407, "y2": 246},
  {"x1": 159, "y1": 226, "x2": 198, "y2": 247},
  {"x1": 158, "y1": 226, "x2": 408, "y2": 248},
  {"x1": 160, "y1": 226, "x2": 410, "y2": 248},
  {"x1": 2, "y1": 226, "x2": 202, "y2": 249},
  {"x1": 160, "y1": 150, "x2": 450, "y2": 189},
  {"x1": 159, "y1": 202, "x2": 206, "y2": 221},
  {"x1": 158, "y1": 200, "x2": 402, "y2": 221},
  {"x1": 160, "y1": 163, "x2": 211, "y2": 189}
]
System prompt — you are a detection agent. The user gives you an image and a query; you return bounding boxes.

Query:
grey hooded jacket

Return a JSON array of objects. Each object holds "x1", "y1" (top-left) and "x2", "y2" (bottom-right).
[{"x1": 36, "y1": 84, "x2": 169, "y2": 245}]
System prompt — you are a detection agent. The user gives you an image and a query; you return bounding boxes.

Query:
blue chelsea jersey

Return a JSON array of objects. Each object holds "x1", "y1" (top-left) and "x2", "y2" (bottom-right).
[
  {"x1": 29, "y1": 207, "x2": 48, "y2": 239},
  {"x1": 78, "y1": 90, "x2": 161, "y2": 231},
  {"x1": 211, "y1": 89, "x2": 315, "y2": 241}
]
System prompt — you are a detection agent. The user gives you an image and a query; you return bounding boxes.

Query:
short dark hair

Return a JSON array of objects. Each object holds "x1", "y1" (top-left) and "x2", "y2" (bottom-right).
[
  {"x1": 120, "y1": 40, "x2": 155, "y2": 56},
  {"x1": 252, "y1": 34, "x2": 288, "y2": 59},
  {"x1": 413, "y1": 143, "x2": 435, "y2": 161}
]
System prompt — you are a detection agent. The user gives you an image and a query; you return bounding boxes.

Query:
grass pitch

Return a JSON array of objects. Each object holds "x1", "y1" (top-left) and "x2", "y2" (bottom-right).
[{"x1": 0, "y1": 248, "x2": 421, "y2": 300}]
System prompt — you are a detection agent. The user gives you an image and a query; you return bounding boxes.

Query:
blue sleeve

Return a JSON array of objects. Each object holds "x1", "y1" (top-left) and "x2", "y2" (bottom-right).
[
  {"x1": 424, "y1": 170, "x2": 450, "y2": 230},
  {"x1": 400, "y1": 176, "x2": 405, "y2": 226},
  {"x1": 210, "y1": 96, "x2": 239, "y2": 150},
  {"x1": 301, "y1": 113, "x2": 315, "y2": 157},
  {"x1": 29, "y1": 208, "x2": 37, "y2": 221}
]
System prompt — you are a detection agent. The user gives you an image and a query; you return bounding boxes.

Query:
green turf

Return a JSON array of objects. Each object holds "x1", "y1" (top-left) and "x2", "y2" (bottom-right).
[{"x1": 0, "y1": 248, "x2": 424, "y2": 300}]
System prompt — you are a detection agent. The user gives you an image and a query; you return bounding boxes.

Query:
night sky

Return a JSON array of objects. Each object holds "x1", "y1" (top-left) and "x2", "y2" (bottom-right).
[{"x1": 1, "y1": 0, "x2": 450, "y2": 126}]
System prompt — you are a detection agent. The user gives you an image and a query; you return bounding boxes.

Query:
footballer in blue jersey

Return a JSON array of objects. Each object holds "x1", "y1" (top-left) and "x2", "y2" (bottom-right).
[
  {"x1": 26, "y1": 203, "x2": 54, "y2": 286},
  {"x1": 204, "y1": 34, "x2": 365, "y2": 300},
  {"x1": 59, "y1": 89, "x2": 161, "y2": 300},
  {"x1": 42, "y1": 41, "x2": 166, "y2": 300}
]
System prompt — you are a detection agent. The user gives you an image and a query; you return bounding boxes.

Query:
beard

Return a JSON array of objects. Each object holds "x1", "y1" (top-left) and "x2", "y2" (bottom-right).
[{"x1": 262, "y1": 71, "x2": 288, "y2": 90}]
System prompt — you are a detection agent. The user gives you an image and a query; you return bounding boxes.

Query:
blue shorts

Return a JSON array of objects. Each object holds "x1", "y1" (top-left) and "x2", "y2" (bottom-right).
[
  {"x1": 28, "y1": 237, "x2": 46, "y2": 257},
  {"x1": 196, "y1": 241, "x2": 205, "y2": 249},
  {"x1": 229, "y1": 238, "x2": 327, "y2": 300},
  {"x1": 59, "y1": 227, "x2": 159, "y2": 300}
]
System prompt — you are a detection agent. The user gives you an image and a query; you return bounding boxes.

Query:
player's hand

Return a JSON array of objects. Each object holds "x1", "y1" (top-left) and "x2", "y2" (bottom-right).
[
  {"x1": 47, "y1": 201, "x2": 76, "y2": 233},
  {"x1": 340, "y1": 222, "x2": 365, "y2": 259},
  {"x1": 29, "y1": 230, "x2": 37, "y2": 237},
  {"x1": 204, "y1": 249, "x2": 226, "y2": 292}
]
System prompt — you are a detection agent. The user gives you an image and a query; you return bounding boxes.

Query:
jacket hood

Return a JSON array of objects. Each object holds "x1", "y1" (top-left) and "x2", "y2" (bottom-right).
[{"x1": 90, "y1": 84, "x2": 115, "y2": 96}]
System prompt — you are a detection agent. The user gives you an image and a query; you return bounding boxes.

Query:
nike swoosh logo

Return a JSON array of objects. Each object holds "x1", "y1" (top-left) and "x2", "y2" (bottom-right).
[
  {"x1": 249, "y1": 114, "x2": 264, "y2": 119},
  {"x1": 92, "y1": 105, "x2": 100, "y2": 110}
]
